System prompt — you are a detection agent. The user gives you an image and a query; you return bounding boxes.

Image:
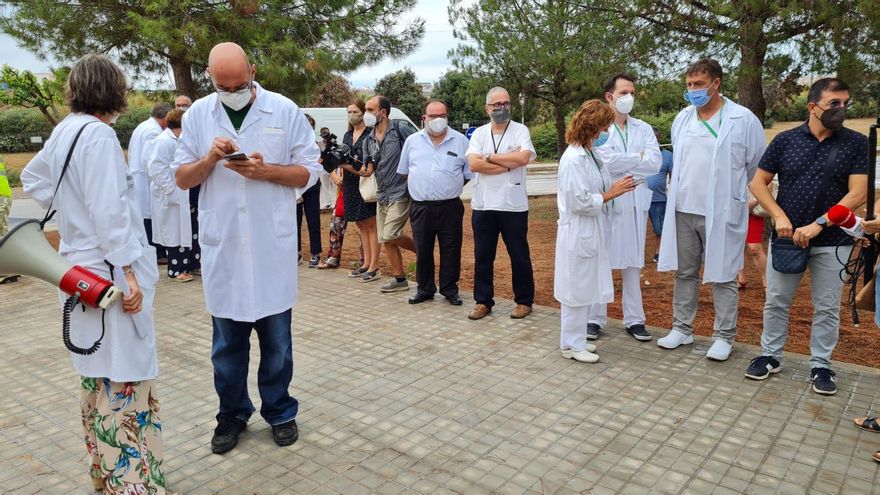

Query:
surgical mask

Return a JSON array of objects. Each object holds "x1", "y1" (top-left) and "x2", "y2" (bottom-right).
[
  {"x1": 615, "y1": 94, "x2": 634, "y2": 114},
  {"x1": 349, "y1": 113, "x2": 363, "y2": 125},
  {"x1": 593, "y1": 131, "x2": 609, "y2": 148},
  {"x1": 817, "y1": 106, "x2": 846, "y2": 131},
  {"x1": 426, "y1": 117, "x2": 448, "y2": 135},
  {"x1": 109, "y1": 112, "x2": 120, "y2": 125},
  {"x1": 217, "y1": 81, "x2": 253, "y2": 111},
  {"x1": 490, "y1": 107, "x2": 510, "y2": 124},
  {"x1": 363, "y1": 112, "x2": 378, "y2": 127}
]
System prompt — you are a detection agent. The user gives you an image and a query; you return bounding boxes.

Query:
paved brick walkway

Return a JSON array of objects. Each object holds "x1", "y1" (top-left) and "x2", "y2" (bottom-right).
[{"x1": 2, "y1": 267, "x2": 880, "y2": 494}]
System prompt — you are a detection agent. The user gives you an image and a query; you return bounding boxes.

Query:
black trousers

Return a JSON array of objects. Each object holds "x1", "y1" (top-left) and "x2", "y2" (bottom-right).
[
  {"x1": 296, "y1": 183, "x2": 322, "y2": 256},
  {"x1": 143, "y1": 218, "x2": 167, "y2": 260},
  {"x1": 471, "y1": 209, "x2": 534, "y2": 307},
  {"x1": 410, "y1": 198, "x2": 464, "y2": 298}
]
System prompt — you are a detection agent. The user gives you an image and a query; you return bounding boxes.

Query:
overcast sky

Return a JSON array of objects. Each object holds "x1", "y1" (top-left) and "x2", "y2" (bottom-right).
[{"x1": 0, "y1": 0, "x2": 460, "y2": 89}]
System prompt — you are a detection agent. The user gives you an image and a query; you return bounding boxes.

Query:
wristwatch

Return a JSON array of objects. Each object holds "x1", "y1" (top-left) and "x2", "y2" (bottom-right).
[{"x1": 815, "y1": 216, "x2": 828, "y2": 228}]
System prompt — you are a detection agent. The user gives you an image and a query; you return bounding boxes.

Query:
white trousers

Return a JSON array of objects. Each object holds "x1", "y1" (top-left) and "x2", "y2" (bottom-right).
[
  {"x1": 560, "y1": 304, "x2": 590, "y2": 351},
  {"x1": 588, "y1": 267, "x2": 645, "y2": 327}
]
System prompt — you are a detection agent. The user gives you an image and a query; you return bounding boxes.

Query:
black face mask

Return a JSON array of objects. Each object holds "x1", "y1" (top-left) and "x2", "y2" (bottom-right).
[{"x1": 817, "y1": 106, "x2": 846, "y2": 131}]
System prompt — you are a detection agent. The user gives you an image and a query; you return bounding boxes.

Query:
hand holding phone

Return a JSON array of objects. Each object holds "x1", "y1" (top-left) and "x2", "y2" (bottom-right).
[{"x1": 225, "y1": 152, "x2": 249, "y2": 161}]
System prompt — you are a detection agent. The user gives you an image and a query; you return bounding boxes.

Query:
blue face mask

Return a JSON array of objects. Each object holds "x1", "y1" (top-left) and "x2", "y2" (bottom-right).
[
  {"x1": 593, "y1": 131, "x2": 609, "y2": 148},
  {"x1": 683, "y1": 88, "x2": 710, "y2": 107}
]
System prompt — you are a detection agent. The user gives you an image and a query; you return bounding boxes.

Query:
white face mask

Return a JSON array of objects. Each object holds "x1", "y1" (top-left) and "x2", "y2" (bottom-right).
[
  {"x1": 363, "y1": 112, "x2": 378, "y2": 127},
  {"x1": 426, "y1": 117, "x2": 448, "y2": 135},
  {"x1": 109, "y1": 112, "x2": 120, "y2": 125},
  {"x1": 217, "y1": 81, "x2": 253, "y2": 111},
  {"x1": 615, "y1": 94, "x2": 634, "y2": 114}
]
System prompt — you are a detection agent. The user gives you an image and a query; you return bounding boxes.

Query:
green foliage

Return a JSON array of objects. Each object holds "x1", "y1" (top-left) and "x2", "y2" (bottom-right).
[
  {"x1": 0, "y1": 65, "x2": 66, "y2": 126},
  {"x1": 638, "y1": 112, "x2": 676, "y2": 146},
  {"x1": 374, "y1": 68, "x2": 425, "y2": 123},
  {"x1": 6, "y1": 168, "x2": 21, "y2": 188},
  {"x1": 530, "y1": 121, "x2": 558, "y2": 162},
  {"x1": 430, "y1": 70, "x2": 489, "y2": 129},
  {"x1": 308, "y1": 75, "x2": 356, "y2": 107},
  {"x1": 769, "y1": 94, "x2": 809, "y2": 123},
  {"x1": 1, "y1": 0, "x2": 425, "y2": 102}
]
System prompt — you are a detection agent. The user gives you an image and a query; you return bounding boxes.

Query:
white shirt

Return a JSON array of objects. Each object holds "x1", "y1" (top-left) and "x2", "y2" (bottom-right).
[
  {"x1": 173, "y1": 83, "x2": 321, "y2": 322},
  {"x1": 397, "y1": 129, "x2": 472, "y2": 201},
  {"x1": 22, "y1": 113, "x2": 160, "y2": 382},
  {"x1": 128, "y1": 117, "x2": 163, "y2": 219},
  {"x1": 675, "y1": 110, "x2": 722, "y2": 216},
  {"x1": 465, "y1": 121, "x2": 537, "y2": 212}
]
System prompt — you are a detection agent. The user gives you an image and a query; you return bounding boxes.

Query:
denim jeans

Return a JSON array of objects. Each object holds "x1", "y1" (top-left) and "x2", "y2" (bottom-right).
[{"x1": 211, "y1": 309, "x2": 298, "y2": 425}]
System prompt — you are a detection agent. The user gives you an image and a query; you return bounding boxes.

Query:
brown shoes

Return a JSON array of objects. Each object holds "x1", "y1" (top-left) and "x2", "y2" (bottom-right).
[
  {"x1": 468, "y1": 304, "x2": 491, "y2": 320},
  {"x1": 511, "y1": 304, "x2": 532, "y2": 319}
]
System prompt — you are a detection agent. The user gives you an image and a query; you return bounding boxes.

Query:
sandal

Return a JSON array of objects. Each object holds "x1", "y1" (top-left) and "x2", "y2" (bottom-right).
[
  {"x1": 854, "y1": 417, "x2": 880, "y2": 433},
  {"x1": 172, "y1": 273, "x2": 195, "y2": 283},
  {"x1": 317, "y1": 257, "x2": 339, "y2": 270}
]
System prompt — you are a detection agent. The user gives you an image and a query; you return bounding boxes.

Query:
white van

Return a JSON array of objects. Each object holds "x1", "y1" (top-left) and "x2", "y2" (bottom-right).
[{"x1": 301, "y1": 107, "x2": 420, "y2": 141}]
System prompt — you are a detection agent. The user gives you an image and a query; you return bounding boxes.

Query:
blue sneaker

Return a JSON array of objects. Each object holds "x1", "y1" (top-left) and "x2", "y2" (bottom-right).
[
  {"x1": 745, "y1": 356, "x2": 781, "y2": 380},
  {"x1": 811, "y1": 368, "x2": 837, "y2": 395}
]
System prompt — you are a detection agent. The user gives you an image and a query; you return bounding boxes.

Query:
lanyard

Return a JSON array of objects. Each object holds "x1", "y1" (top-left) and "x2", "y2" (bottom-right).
[
  {"x1": 613, "y1": 122, "x2": 628, "y2": 152},
  {"x1": 587, "y1": 150, "x2": 612, "y2": 208},
  {"x1": 491, "y1": 122, "x2": 511, "y2": 153},
  {"x1": 699, "y1": 104, "x2": 724, "y2": 138}
]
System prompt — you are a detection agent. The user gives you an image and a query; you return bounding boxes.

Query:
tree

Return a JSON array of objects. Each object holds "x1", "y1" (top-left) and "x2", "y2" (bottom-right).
[
  {"x1": 449, "y1": 0, "x2": 654, "y2": 158},
  {"x1": 1, "y1": 0, "x2": 425, "y2": 102},
  {"x1": 430, "y1": 69, "x2": 489, "y2": 129},
  {"x1": 0, "y1": 65, "x2": 65, "y2": 126},
  {"x1": 374, "y1": 68, "x2": 425, "y2": 123},
  {"x1": 627, "y1": 1, "x2": 856, "y2": 123},
  {"x1": 309, "y1": 75, "x2": 356, "y2": 107}
]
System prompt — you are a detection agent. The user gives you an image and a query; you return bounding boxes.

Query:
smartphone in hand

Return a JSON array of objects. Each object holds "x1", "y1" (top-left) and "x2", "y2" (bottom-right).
[{"x1": 225, "y1": 152, "x2": 248, "y2": 161}]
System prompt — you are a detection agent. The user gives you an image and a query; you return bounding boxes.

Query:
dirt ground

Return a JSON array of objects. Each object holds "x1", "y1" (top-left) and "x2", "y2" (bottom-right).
[{"x1": 318, "y1": 196, "x2": 880, "y2": 369}]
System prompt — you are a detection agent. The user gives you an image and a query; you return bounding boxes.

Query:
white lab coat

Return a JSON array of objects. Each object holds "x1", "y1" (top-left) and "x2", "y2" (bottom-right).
[
  {"x1": 553, "y1": 145, "x2": 614, "y2": 307},
  {"x1": 173, "y1": 83, "x2": 321, "y2": 322},
  {"x1": 21, "y1": 113, "x2": 159, "y2": 382},
  {"x1": 128, "y1": 117, "x2": 163, "y2": 219},
  {"x1": 593, "y1": 116, "x2": 662, "y2": 269},
  {"x1": 319, "y1": 171, "x2": 337, "y2": 209},
  {"x1": 658, "y1": 97, "x2": 766, "y2": 283},
  {"x1": 147, "y1": 128, "x2": 191, "y2": 248}
]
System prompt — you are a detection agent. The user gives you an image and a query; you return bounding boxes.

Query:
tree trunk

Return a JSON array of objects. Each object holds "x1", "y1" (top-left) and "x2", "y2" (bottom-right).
[
  {"x1": 554, "y1": 103, "x2": 567, "y2": 160},
  {"x1": 38, "y1": 106, "x2": 58, "y2": 127},
  {"x1": 737, "y1": 19, "x2": 768, "y2": 124},
  {"x1": 170, "y1": 58, "x2": 196, "y2": 98}
]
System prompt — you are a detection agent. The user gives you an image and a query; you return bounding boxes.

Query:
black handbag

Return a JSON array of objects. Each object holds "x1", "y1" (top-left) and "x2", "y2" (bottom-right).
[{"x1": 770, "y1": 140, "x2": 840, "y2": 274}]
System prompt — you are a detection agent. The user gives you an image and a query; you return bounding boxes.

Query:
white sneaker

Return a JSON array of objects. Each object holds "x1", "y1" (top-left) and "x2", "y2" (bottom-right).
[
  {"x1": 561, "y1": 348, "x2": 600, "y2": 363},
  {"x1": 657, "y1": 329, "x2": 694, "y2": 349},
  {"x1": 706, "y1": 340, "x2": 732, "y2": 361}
]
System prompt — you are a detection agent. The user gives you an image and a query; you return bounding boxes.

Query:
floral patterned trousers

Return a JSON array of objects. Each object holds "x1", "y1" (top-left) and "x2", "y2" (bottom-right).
[{"x1": 81, "y1": 377, "x2": 166, "y2": 494}]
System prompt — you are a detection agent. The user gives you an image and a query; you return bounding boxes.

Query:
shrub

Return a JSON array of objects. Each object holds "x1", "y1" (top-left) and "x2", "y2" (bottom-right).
[
  {"x1": 639, "y1": 112, "x2": 676, "y2": 146},
  {"x1": 0, "y1": 107, "x2": 54, "y2": 135},
  {"x1": 6, "y1": 168, "x2": 20, "y2": 187},
  {"x1": 530, "y1": 121, "x2": 558, "y2": 161}
]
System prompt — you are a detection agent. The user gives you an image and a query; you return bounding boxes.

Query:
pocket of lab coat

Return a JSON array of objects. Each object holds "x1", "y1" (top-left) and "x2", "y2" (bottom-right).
[
  {"x1": 199, "y1": 209, "x2": 221, "y2": 245},
  {"x1": 272, "y1": 200, "x2": 296, "y2": 238},
  {"x1": 727, "y1": 197, "x2": 748, "y2": 226},
  {"x1": 260, "y1": 131, "x2": 286, "y2": 164},
  {"x1": 576, "y1": 223, "x2": 600, "y2": 258}
]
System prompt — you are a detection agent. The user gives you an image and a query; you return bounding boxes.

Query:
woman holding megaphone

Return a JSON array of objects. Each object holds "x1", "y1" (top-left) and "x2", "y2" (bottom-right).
[{"x1": 20, "y1": 54, "x2": 169, "y2": 494}]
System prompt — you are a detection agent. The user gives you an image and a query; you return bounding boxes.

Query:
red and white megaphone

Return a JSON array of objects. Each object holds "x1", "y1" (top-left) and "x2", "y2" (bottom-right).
[{"x1": 0, "y1": 219, "x2": 122, "y2": 309}]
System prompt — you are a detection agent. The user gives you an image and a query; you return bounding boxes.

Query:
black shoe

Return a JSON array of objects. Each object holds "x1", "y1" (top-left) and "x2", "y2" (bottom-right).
[
  {"x1": 587, "y1": 324, "x2": 602, "y2": 341},
  {"x1": 652, "y1": 253, "x2": 659, "y2": 263},
  {"x1": 626, "y1": 324, "x2": 653, "y2": 341},
  {"x1": 408, "y1": 293, "x2": 434, "y2": 304},
  {"x1": 272, "y1": 419, "x2": 299, "y2": 446},
  {"x1": 308, "y1": 254, "x2": 320, "y2": 268},
  {"x1": 811, "y1": 368, "x2": 837, "y2": 395},
  {"x1": 745, "y1": 356, "x2": 781, "y2": 380},
  {"x1": 211, "y1": 416, "x2": 247, "y2": 454},
  {"x1": 446, "y1": 294, "x2": 463, "y2": 306}
]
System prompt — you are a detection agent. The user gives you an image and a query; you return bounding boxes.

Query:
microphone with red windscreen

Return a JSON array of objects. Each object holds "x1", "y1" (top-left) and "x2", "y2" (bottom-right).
[{"x1": 827, "y1": 204, "x2": 865, "y2": 238}]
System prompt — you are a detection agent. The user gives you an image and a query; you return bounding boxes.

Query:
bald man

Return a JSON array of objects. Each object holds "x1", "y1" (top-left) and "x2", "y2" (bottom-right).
[{"x1": 175, "y1": 42, "x2": 322, "y2": 454}]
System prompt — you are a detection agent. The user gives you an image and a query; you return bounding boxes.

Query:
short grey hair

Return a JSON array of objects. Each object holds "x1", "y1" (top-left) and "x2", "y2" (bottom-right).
[
  {"x1": 66, "y1": 53, "x2": 128, "y2": 115},
  {"x1": 485, "y1": 86, "x2": 509, "y2": 104}
]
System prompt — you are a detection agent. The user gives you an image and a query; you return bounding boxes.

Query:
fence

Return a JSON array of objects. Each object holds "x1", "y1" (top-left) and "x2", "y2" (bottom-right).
[{"x1": 0, "y1": 130, "x2": 136, "y2": 153}]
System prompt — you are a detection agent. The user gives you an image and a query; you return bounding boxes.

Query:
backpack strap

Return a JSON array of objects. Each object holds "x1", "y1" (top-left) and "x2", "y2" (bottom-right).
[{"x1": 41, "y1": 121, "x2": 97, "y2": 228}]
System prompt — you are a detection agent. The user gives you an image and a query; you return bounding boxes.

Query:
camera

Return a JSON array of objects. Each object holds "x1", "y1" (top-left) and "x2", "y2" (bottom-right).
[{"x1": 320, "y1": 129, "x2": 351, "y2": 173}]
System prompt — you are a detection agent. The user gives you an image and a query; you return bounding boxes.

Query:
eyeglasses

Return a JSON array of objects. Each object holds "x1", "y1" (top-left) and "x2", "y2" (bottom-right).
[
  {"x1": 426, "y1": 114, "x2": 448, "y2": 119},
  {"x1": 176, "y1": 104, "x2": 190, "y2": 110},
  {"x1": 214, "y1": 79, "x2": 251, "y2": 93},
  {"x1": 487, "y1": 101, "x2": 511, "y2": 110},
  {"x1": 823, "y1": 99, "x2": 853, "y2": 110}
]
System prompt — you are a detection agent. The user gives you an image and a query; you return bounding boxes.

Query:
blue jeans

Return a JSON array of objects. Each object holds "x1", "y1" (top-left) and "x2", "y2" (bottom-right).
[
  {"x1": 648, "y1": 202, "x2": 666, "y2": 236},
  {"x1": 211, "y1": 309, "x2": 298, "y2": 425}
]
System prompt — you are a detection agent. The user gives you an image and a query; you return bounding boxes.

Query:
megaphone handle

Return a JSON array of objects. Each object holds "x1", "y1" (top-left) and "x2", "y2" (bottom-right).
[{"x1": 62, "y1": 293, "x2": 105, "y2": 356}]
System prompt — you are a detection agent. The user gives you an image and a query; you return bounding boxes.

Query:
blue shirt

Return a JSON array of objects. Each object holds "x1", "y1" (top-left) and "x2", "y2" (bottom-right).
[
  {"x1": 364, "y1": 121, "x2": 415, "y2": 205},
  {"x1": 397, "y1": 129, "x2": 473, "y2": 201},
  {"x1": 759, "y1": 123, "x2": 868, "y2": 247},
  {"x1": 647, "y1": 149, "x2": 673, "y2": 203}
]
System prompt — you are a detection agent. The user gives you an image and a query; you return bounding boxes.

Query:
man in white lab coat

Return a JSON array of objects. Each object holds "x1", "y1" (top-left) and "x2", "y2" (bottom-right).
[
  {"x1": 590, "y1": 73, "x2": 662, "y2": 342},
  {"x1": 129, "y1": 102, "x2": 171, "y2": 262},
  {"x1": 174, "y1": 42, "x2": 322, "y2": 455},
  {"x1": 656, "y1": 59, "x2": 766, "y2": 361}
]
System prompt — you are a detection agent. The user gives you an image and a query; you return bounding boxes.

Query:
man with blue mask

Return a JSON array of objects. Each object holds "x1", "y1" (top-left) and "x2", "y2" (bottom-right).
[
  {"x1": 590, "y1": 73, "x2": 662, "y2": 343},
  {"x1": 656, "y1": 58, "x2": 766, "y2": 362}
]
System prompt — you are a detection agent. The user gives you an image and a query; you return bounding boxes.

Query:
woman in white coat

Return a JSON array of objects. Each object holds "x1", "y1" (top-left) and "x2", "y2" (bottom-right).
[
  {"x1": 148, "y1": 108, "x2": 195, "y2": 282},
  {"x1": 555, "y1": 100, "x2": 636, "y2": 363},
  {"x1": 21, "y1": 54, "x2": 168, "y2": 495}
]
